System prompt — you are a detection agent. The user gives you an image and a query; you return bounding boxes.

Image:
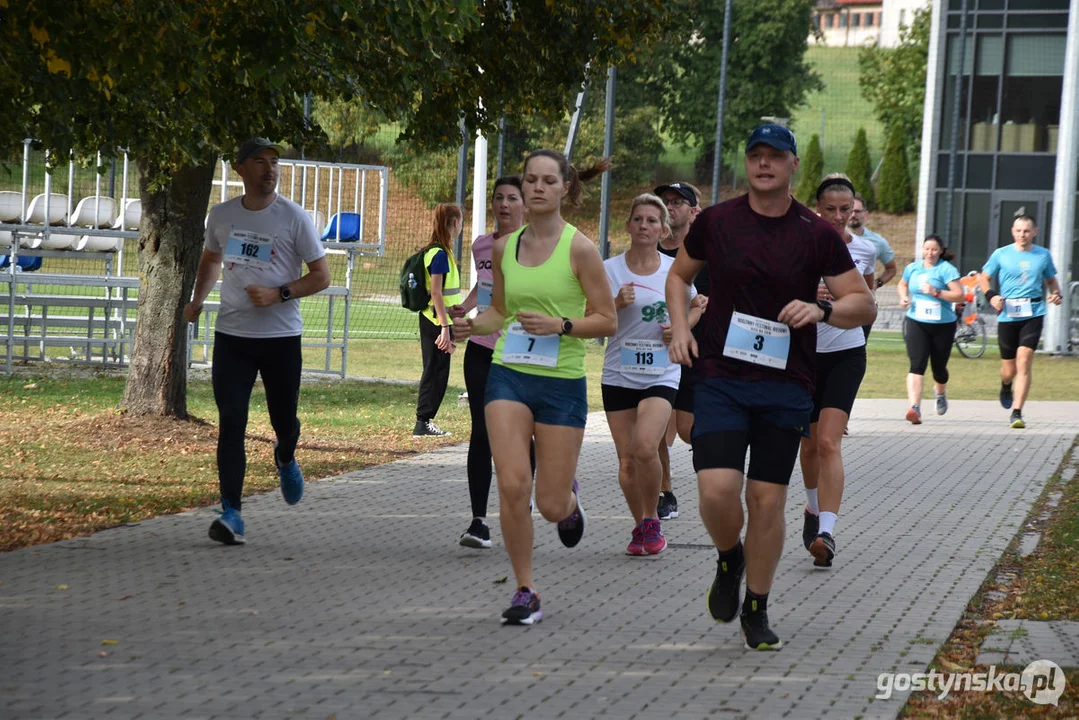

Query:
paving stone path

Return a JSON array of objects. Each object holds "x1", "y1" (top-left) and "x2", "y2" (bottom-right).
[{"x1": 1, "y1": 399, "x2": 1076, "y2": 719}]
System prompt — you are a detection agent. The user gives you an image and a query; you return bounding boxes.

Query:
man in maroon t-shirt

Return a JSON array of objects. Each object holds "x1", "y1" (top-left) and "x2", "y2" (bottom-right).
[{"x1": 665, "y1": 124, "x2": 877, "y2": 650}]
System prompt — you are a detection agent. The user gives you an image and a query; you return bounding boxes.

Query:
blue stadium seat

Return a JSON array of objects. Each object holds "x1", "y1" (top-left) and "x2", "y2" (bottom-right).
[
  {"x1": 321, "y1": 212, "x2": 362, "y2": 242},
  {"x1": 0, "y1": 255, "x2": 43, "y2": 272}
]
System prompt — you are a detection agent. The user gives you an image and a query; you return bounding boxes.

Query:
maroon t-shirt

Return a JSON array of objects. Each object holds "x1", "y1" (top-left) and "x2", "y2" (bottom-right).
[{"x1": 682, "y1": 194, "x2": 854, "y2": 394}]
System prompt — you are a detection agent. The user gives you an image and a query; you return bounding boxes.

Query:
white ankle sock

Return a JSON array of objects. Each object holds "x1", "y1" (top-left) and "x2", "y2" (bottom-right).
[
  {"x1": 819, "y1": 511, "x2": 837, "y2": 536},
  {"x1": 805, "y1": 488, "x2": 819, "y2": 515}
]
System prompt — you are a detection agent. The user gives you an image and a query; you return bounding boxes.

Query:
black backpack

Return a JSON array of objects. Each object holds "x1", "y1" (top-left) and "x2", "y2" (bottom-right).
[{"x1": 399, "y1": 245, "x2": 434, "y2": 311}]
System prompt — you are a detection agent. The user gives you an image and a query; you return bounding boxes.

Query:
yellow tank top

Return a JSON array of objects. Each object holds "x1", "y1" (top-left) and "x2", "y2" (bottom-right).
[{"x1": 493, "y1": 223, "x2": 586, "y2": 379}]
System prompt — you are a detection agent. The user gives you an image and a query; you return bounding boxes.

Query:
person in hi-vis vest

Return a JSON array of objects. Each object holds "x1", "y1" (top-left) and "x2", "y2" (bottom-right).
[{"x1": 413, "y1": 203, "x2": 463, "y2": 438}]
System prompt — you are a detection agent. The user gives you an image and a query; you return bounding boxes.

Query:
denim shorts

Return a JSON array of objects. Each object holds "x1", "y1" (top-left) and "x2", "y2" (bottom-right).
[{"x1": 485, "y1": 363, "x2": 588, "y2": 428}]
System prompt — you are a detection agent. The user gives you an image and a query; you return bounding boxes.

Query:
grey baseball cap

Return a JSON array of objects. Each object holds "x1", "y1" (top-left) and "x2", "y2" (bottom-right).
[{"x1": 235, "y1": 138, "x2": 284, "y2": 164}]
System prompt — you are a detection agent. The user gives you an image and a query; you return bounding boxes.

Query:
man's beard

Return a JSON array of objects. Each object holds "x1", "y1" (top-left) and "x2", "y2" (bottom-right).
[{"x1": 848, "y1": 218, "x2": 863, "y2": 230}]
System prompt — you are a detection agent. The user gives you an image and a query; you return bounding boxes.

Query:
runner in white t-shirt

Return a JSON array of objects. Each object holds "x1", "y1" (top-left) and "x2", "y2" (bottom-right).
[
  {"x1": 798, "y1": 175, "x2": 876, "y2": 569},
  {"x1": 183, "y1": 138, "x2": 330, "y2": 546},
  {"x1": 602, "y1": 194, "x2": 702, "y2": 557}
]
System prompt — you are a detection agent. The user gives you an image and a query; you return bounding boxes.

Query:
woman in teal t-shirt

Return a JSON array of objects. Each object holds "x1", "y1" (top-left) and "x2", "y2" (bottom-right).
[{"x1": 897, "y1": 234, "x2": 964, "y2": 425}]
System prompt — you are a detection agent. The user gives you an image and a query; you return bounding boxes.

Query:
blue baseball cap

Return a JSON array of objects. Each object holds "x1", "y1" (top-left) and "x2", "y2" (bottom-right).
[{"x1": 745, "y1": 124, "x2": 798, "y2": 156}]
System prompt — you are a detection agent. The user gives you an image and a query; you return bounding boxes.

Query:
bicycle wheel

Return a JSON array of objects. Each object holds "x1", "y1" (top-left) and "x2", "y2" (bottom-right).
[{"x1": 956, "y1": 318, "x2": 987, "y2": 359}]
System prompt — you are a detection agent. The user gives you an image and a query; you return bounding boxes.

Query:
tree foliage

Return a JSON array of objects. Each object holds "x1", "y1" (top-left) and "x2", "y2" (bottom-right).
[
  {"x1": 845, "y1": 128, "x2": 876, "y2": 209},
  {"x1": 878, "y1": 125, "x2": 914, "y2": 213},
  {"x1": 1, "y1": 0, "x2": 671, "y2": 416},
  {"x1": 795, "y1": 134, "x2": 824, "y2": 206},
  {"x1": 647, "y1": 0, "x2": 823, "y2": 160},
  {"x1": 858, "y1": 4, "x2": 931, "y2": 162}
]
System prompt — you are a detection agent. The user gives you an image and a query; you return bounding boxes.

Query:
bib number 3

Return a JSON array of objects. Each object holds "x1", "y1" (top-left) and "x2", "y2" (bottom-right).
[{"x1": 722, "y1": 312, "x2": 790, "y2": 370}]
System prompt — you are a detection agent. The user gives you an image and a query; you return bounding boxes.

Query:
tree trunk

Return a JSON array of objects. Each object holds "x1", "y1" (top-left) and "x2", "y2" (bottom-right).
[{"x1": 120, "y1": 160, "x2": 216, "y2": 417}]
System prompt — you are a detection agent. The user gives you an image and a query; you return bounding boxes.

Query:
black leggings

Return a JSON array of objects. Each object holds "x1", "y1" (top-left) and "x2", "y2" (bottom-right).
[
  {"x1": 212, "y1": 332, "x2": 302, "y2": 511},
  {"x1": 463, "y1": 341, "x2": 534, "y2": 518},
  {"x1": 416, "y1": 315, "x2": 451, "y2": 421},
  {"x1": 905, "y1": 318, "x2": 956, "y2": 385}
]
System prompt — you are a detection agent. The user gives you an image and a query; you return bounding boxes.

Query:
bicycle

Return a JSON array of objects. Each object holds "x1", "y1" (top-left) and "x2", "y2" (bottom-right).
[{"x1": 953, "y1": 272, "x2": 987, "y2": 359}]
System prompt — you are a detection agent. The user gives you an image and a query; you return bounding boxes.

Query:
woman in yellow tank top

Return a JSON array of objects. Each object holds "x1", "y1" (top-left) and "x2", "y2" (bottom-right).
[{"x1": 459, "y1": 149, "x2": 616, "y2": 625}]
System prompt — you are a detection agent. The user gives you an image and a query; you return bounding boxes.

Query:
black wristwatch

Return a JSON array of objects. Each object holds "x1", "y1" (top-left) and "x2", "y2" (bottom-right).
[
  {"x1": 559, "y1": 317, "x2": 573, "y2": 336},
  {"x1": 279, "y1": 285, "x2": 293, "y2": 302},
  {"x1": 815, "y1": 299, "x2": 833, "y2": 324}
]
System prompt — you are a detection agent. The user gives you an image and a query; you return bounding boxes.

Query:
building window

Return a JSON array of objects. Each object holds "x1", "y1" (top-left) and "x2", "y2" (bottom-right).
[
  {"x1": 1000, "y1": 34, "x2": 1065, "y2": 153},
  {"x1": 899, "y1": 8, "x2": 907, "y2": 27},
  {"x1": 940, "y1": 33, "x2": 973, "y2": 151},
  {"x1": 825, "y1": 13, "x2": 834, "y2": 29},
  {"x1": 853, "y1": 12, "x2": 861, "y2": 28},
  {"x1": 968, "y1": 35, "x2": 1003, "y2": 152},
  {"x1": 839, "y1": 11, "x2": 847, "y2": 28}
]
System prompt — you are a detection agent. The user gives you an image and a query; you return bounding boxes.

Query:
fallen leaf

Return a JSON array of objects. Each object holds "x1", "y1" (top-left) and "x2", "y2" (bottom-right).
[
  {"x1": 115, "y1": 595, "x2": 134, "y2": 601},
  {"x1": 55, "y1": 584, "x2": 68, "y2": 590},
  {"x1": 98, "y1": 651, "x2": 108, "y2": 657},
  {"x1": 494, "y1": 576, "x2": 508, "y2": 584},
  {"x1": 101, "y1": 639, "x2": 118, "y2": 646}
]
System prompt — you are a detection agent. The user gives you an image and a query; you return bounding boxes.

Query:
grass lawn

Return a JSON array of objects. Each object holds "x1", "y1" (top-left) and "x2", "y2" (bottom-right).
[
  {"x1": 791, "y1": 46, "x2": 885, "y2": 176},
  {"x1": 901, "y1": 440, "x2": 1079, "y2": 718}
]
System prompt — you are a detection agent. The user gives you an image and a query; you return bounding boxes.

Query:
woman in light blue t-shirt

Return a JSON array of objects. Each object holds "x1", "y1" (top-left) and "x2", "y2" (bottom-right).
[{"x1": 897, "y1": 234, "x2": 964, "y2": 425}]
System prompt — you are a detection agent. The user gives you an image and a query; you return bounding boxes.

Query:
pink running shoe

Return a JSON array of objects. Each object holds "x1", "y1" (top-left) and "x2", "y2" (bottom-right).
[
  {"x1": 626, "y1": 525, "x2": 646, "y2": 556},
  {"x1": 642, "y1": 518, "x2": 667, "y2": 555}
]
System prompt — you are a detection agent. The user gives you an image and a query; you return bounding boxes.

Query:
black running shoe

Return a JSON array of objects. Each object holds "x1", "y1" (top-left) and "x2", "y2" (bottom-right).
[
  {"x1": 741, "y1": 608, "x2": 783, "y2": 651},
  {"x1": 557, "y1": 478, "x2": 586, "y2": 548},
  {"x1": 810, "y1": 532, "x2": 836, "y2": 568},
  {"x1": 459, "y1": 518, "x2": 492, "y2": 549},
  {"x1": 1000, "y1": 383, "x2": 1014, "y2": 410},
  {"x1": 501, "y1": 587, "x2": 542, "y2": 625},
  {"x1": 802, "y1": 507, "x2": 819, "y2": 551},
  {"x1": 706, "y1": 548, "x2": 744, "y2": 623},
  {"x1": 658, "y1": 491, "x2": 679, "y2": 520}
]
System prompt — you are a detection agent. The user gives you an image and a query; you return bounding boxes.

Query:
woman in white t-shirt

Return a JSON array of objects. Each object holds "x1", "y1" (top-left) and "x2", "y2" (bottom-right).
[
  {"x1": 798, "y1": 175, "x2": 877, "y2": 570},
  {"x1": 603, "y1": 193, "x2": 702, "y2": 557}
]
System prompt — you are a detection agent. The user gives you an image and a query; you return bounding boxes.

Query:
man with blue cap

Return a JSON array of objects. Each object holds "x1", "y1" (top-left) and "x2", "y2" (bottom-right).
[{"x1": 664, "y1": 124, "x2": 877, "y2": 650}]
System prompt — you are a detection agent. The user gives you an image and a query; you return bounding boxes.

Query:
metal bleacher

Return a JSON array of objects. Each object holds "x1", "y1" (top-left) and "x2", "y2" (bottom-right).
[{"x1": 2, "y1": 141, "x2": 389, "y2": 376}]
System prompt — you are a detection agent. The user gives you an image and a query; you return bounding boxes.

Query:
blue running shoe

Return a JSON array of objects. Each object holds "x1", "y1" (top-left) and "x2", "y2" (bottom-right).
[
  {"x1": 275, "y1": 443, "x2": 304, "y2": 505},
  {"x1": 209, "y1": 506, "x2": 245, "y2": 545}
]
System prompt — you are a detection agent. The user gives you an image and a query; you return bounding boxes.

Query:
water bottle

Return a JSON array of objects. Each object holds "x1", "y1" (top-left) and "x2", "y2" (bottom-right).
[{"x1": 408, "y1": 272, "x2": 417, "y2": 289}]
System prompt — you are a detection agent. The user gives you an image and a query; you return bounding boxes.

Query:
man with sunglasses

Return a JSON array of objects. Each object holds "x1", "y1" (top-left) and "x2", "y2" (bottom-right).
[{"x1": 653, "y1": 182, "x2": 707, "y2": 523}]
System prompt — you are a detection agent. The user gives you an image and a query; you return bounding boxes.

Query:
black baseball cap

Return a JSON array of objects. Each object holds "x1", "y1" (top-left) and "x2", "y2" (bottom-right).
[
  {"x1": 745, "y1": 124, "x2": 798, "y2": 156},
  {"x1": 235, "y1": 137, "x2": 284, "y2": 164},
  {"x1": 653, "y1": 182, "x2": 699, "y2": 207}
]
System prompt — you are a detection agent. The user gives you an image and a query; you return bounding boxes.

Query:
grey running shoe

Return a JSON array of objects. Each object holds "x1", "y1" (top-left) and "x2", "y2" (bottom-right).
[
  {"x1": 1010, "y1": 409, "x2": 1025, "y2": 429},
  {"x1": 936, "y1": 394, "x2": 948, "y2": 416}
]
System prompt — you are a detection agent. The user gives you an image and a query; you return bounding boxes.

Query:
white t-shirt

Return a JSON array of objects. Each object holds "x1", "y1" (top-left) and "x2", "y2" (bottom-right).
[
  {"x1": 816, "y1": 234, "x2": 877, "y2": 353},
  {"x1": 602, "y1": 252, "x2": 696, "y2": 390},
  {"x1": 205, "y1": 194, "x2": 325, "y2": 338}
]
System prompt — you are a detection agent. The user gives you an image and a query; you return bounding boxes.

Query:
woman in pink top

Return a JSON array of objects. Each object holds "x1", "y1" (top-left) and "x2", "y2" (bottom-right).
[{"x1": 450, "y1": 177, "x2": 525, "y2": 549}]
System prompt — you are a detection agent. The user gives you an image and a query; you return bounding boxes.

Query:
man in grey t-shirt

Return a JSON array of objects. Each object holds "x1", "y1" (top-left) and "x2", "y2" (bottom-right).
[
  {"x1": 848, "y1": 194, "x2": 896, "y2": 340},
  {"x1": 183, "y1": 138, "x2": 330, "y2": 545}
]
